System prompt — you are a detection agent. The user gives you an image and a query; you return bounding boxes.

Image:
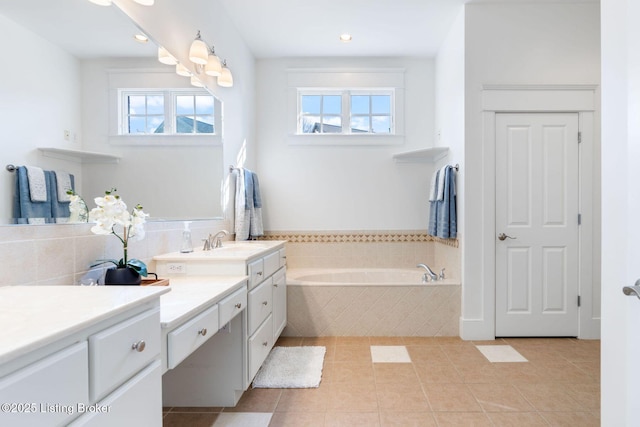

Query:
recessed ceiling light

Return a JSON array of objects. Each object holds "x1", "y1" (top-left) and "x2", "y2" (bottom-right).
[
  {"x1": 339, "y1": 33, "x2": 352, "y2": 43},
  {"x1": 133, "y1": 34, "x2": 149, "y2": 43}
]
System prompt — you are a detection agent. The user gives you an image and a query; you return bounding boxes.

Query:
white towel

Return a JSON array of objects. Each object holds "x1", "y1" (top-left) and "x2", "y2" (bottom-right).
[
  {"x1": 436, "y1": 165, "x2": 448, "y2": 201},
  {"x1": 54, "y1": 171, "x2": 72, "y2": 203},
  {"x1": 26, "y1": 166, "x2": 47, "y2": 202}
]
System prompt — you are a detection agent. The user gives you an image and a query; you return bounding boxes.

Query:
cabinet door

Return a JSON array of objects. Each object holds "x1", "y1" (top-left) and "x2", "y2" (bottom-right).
[
  {"x1": 0, "y1": 342, "x2": 88, "y2": 427},
  {"x1": 272, "y1": 268, "x2": 287, "y2": 339},
  {"x1": 69, "y1": 360, "x2": 162, "y2": 427},
  {"x1": 248, "y1": 315, "x2": 273, "y2": 382},
  {"x1": 89, "y1": 309, "x2": 160, "y2": 401}
]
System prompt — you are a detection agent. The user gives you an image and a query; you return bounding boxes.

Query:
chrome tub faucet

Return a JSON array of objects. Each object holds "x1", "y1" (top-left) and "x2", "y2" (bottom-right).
[{"x1": 417, "y1": 263, "x2": 438, "y2": 282}]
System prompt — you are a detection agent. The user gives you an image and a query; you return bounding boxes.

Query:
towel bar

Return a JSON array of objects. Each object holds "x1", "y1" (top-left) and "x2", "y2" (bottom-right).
[{"x1": 6, "y1": 164, "x2": 18, "y2": 172}]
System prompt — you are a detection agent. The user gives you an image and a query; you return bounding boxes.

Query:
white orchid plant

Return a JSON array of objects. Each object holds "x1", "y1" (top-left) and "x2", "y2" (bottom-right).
[{"x1": 88, "y1": 189, "x2": 149, "y2": 277}]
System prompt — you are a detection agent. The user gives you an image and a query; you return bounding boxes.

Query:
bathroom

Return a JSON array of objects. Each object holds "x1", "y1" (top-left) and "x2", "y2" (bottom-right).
[{"x1": 0, "y1": 0, "x2": 637, "y2": 425}]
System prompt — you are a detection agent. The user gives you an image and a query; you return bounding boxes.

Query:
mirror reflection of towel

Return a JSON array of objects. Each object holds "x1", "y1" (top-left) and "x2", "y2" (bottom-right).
[{"x1": 13, "y1": 166, "x2": 53, "y2": 224}]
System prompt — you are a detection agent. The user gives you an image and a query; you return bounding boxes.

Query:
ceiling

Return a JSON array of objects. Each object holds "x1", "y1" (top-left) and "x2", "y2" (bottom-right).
[
  {"x1": 0, "y1": 0, "x2": 156, "y2": 58},
  {"x1": 218, "y1": 0, "x2": 467, "y2": 58},
  {"x1": 0, "y1": 0, "x2": 468, "y2": 60}
]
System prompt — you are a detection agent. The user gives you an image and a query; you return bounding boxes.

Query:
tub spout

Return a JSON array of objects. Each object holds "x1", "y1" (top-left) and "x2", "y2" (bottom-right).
[{"x1": 417, "y1": 263, "x2": 438, "y2": 282}]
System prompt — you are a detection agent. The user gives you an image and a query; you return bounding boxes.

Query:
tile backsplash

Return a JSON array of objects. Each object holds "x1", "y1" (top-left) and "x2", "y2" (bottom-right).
[
  {"x1": 261, "y1": 230, "x2": 460, "y2": 279},
  {"x1": 0, "y1": 219, "x2": 230, "y2": 287}
]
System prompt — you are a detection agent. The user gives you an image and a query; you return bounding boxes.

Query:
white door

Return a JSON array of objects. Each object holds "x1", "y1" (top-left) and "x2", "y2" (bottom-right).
[{"x1": 495, "y1": 113, "x2": 580, "y2": 336}]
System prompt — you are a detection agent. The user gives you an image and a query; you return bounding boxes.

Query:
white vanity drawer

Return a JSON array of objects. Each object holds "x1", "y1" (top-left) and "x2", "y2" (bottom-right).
[
  {"x1": 167, "y1": 305, "x2": 219, "y2": 369},
  {"x1": 263, "y1": 251, "x2": 281, "y2": 280},
  {"x1": 0, "y1": 342, "x2": 88, "y2": 427},
  {"x1": 248, "y1": 314, "x2": 273, "y2": 382},
  {"x1": 69, "y1": 360, "x2": 162, "y2": 427},
  {"x1": 248, "y1": 277, "x2": 273, "y2": 336},
  {"x1": 218, "y1": 286, "x2": 247, "y2": 326},
  {"x1": 279, "y1": 248, "x2": 287, "y2": 268},
  {"x1": 247, "y1": 258, "x2": 264, "y2": 290},
  {"x1": 89, "y1": 308, "x2": 160, "y2": 402}
]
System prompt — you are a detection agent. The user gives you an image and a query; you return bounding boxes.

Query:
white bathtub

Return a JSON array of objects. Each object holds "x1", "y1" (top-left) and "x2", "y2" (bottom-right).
[
  {"x1": 284, "y1": 268, "x2": 461, "y2": 337},
  {"x1": 286, "y1": 268, "x2": 459, "y2": 286}
]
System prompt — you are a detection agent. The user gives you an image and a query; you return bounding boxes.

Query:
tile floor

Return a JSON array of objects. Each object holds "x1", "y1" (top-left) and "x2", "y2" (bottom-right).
[{"x1": 162, "y1": 336, "x2": 600, "y2": 427}]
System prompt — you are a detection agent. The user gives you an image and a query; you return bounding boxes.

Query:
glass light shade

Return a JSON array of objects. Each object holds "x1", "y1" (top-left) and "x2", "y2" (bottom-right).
[
  {"x1": 190, "y1": 76, "x2": 205, "y2": 88},
  {"x1": 218, "y1": 66, "x2": 233, "y2": 88},
  {"x1": 133, "y1": 0, "x2": 154, "y2": 5},
  {"x1": 158, "y1": 47, "x2": 177, "y2": 65},
  {"x1": 205, "y1": 54, "x2": 222, "y2": 77},
  {"x1": 88, "y1": 0, "x2": 112, "y2": 5},
  {"x1": 176, "y1": 63, "x2": 191, "y2": 77},
  {"x1": 189, "y1": 39, "x2": 209, "y2": 65}
]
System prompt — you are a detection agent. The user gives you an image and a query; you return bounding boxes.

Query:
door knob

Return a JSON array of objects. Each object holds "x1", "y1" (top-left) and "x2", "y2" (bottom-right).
[{"x1": 498, "y1": 233, "x2": 516, "y2": 241}]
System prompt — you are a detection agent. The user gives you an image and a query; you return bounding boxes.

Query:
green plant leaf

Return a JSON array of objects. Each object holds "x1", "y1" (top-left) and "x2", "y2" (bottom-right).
[{"x1": 90, "y1": 259, "x2": 119, "y2": 269}]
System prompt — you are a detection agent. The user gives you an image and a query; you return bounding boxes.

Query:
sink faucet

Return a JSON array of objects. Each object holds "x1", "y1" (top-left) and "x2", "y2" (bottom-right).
[
  {"x1": 417, "y1": 263, "x2": 438, "y2": 282},
  {"x1": 203, "y1": 230, "x2": 229, "y2": 250}
]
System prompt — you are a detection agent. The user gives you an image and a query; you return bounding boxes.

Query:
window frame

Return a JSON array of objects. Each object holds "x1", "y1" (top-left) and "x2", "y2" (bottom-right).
[
  {"x1": 119, "y1": 89, "x2": 216, "y2": 136},
  {"x1": 297, "y1": 89, "x2": 395, "y2": 135}
]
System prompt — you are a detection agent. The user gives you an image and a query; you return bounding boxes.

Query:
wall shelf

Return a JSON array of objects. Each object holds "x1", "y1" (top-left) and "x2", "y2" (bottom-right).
[
  {"x1": 38, "y1": 147, "x2": 121, "y2": 164},
  {"x1": 392, "y1": 147, "x2": 449, "y2": 163}
]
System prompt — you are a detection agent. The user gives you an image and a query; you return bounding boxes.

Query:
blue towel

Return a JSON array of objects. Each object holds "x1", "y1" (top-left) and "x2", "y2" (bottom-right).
[
  {"x1": 13, "y1": 166, "x2": 54, "y2": 224},
  {"x1": 252, "y1": 171, "x2": 262, "y2": 208},
  {"x1": 428, "y1": 166, "x2": 457, "y2": 239},
  {"x1": 244, "y1": 169, "x2": 254, "y2": 210}
]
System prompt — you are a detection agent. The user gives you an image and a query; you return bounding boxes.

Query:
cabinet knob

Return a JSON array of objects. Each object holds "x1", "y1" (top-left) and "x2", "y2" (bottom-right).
[
  {"x1": 198, "y1": 328, "x2": 207, "y2": 336},
  {"x1": 262, "y1": 301, "x2": 268, "y2": 306},
  {"x1": 256, "y1": 272, "x2": 263, "y2": 276},
  {"x1": 274, "y1": 283, "x2": 278, "y2": 287},
  {"x1": 235, "y1": 302, "x2": 242, "y2": 309},
  {"x1": 131, "y1": 340, "x2": 146, "y2": 352},
  {"x1": 262, "y1": 341, "x2": 269, "y2": 347}
]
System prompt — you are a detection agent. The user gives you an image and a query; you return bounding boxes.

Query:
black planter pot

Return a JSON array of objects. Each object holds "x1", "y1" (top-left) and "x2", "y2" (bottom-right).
[{"x1": 104, "y1": 267, "x2": 142, "y2": 286}]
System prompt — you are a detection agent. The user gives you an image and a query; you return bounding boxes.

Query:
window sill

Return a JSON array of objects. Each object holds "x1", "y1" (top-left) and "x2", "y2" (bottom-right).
[
  {"x1": 109, "y1": 134, "x2": 222, "y2": 147},
  {"x1": 287, "y1": 134, "x2": 404, "y2": 146}
]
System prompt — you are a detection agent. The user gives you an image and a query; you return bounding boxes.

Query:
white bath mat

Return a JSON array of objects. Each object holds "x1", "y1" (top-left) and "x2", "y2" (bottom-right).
[
  {"x1": 370, "y1": 345, "x2": 412, "y2": 363},
  {"x1": 476, "y1": 345, "x2": 528, "y2": 363},
  {"x1": 252, "y1": 346, "x2": 326, "y2": 388}
]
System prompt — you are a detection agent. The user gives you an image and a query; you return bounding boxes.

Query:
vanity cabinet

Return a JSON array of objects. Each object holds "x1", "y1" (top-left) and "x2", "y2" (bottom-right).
[
  {"x1": 153, "y1": 241, "x2": 288, "y2": 390},
  {"x1": 0, "y1": 287, "x2": 167, "y2": 427}
]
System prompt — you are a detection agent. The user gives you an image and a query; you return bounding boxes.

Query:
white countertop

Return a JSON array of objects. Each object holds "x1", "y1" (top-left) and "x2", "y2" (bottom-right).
[
  {"x1": 160, "y1": 276, "x2": 247, "y2": 329},
  {"x1": 153, "y1": 240, "x2": 286, "y2": 263},
  {"x1": 0, "y1": 286, "x2": 170, "y2": 366}
]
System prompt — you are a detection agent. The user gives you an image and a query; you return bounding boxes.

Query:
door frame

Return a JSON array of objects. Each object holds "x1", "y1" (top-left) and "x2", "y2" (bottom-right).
[{"x1": 478, "y1": 84, "x2": 599, "y2": 339}]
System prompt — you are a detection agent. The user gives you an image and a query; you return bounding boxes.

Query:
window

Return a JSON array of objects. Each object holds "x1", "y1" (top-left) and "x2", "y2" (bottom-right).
[
  {"x1": 120, "y1": 90, "x2": 216, "y2": 135},
  {"x1": 299, "y1": 90, "x2": 394, "y2": 135}
]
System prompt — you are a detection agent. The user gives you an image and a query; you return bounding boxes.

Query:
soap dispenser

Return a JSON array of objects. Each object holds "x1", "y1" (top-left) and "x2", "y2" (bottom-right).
[{"x1": 180, "y1": 221, "x2": 193, "y2": 253}]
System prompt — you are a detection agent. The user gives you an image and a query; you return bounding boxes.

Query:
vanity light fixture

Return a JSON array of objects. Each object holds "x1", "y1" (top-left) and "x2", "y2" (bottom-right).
[
  {"x1": 205, "y1": 46, "x2": 222, "y2": 77},
  {"x1": 133, "y1": 0, "x2": 155, "y2": 5},
  {"x1": 176, "y1": 63, "x2": 191, "y2": 77},
  {"x1": 189, "y1": 31, "x2": 209, "y2": 65},
  {"x1": 217, "y1": 60, "x2": 233, "y2": 87},
  {"x1": 190, "y1": 76, "x2": 205, "y2": 88},
  {"x1": 339, "y1": 33, "x2": 353, "y2": 42},
  {"x1": 158, "y1": 47, "x2": 178, "y2": 65}
]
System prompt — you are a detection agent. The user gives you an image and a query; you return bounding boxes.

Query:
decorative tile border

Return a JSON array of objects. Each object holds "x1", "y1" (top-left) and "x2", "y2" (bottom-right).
[{"x1": 259, "y1": 231, "x2": 459, "y2": 248}]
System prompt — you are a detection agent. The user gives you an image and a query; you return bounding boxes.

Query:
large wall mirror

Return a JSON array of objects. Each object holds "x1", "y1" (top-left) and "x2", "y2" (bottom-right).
[{"x1": 0, "y1": 0, "x2": 224, "y2": 223}]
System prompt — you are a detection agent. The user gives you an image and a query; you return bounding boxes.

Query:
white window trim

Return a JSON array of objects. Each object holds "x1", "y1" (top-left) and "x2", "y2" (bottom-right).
[
  {"x1": 110, "y1": 88, "x2": 222, "y2": 147},
  {"x1": 287, "y1": 68, "x2": 405, "y2": 146}
]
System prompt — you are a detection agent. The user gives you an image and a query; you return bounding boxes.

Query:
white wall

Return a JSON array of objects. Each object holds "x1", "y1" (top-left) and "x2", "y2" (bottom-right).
[
  {"x1": 113, "y1": 0, "x2": 256, "y2": 175},
  {"x1": 255, "y1": 57, "x2": 436, "y2": 231},
  {"x1": 0, "y1": 13, "x2": 83, "y2": 221},
  {"x1": 462, "y1": 1, "x2": 601, "y2": 339},
  {"x1": 601, "y1": 0, "x2": 640, "y2": 424}
]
